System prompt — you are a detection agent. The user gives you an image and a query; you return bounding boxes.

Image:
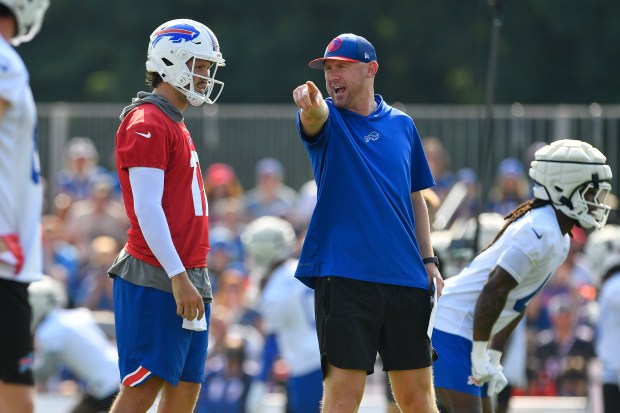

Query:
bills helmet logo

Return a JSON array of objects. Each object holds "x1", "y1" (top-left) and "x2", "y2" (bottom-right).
[
  {"x1": 327, "y1": 37, "x2": 343, "y2": 52},
  {"x1": 151, "y1": 24, "x2": 200, "y2": 46},
  {"x1": 18, "y1": 352, "x2": 34, "y2": 374}
]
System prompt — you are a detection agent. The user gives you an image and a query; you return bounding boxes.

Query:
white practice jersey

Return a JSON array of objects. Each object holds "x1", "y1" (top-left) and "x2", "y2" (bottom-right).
[
  {"x1": 434, "y1": 205, "x2": 570, "y2": 339},
  {"x1": 0, "y1": 37, "x2": 43, "y2": 282},
  {"x1": 35, "y1": 308, "x2": 120, "y2": 398},
  {"x1": 596, "y1": 272, "x2": 620, "y2": 384},
  {"x1": 258, "y1": 259, "x2": 321, "y2": 376}
]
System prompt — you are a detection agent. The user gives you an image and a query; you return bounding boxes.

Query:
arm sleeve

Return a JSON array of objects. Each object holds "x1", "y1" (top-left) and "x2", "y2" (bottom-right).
[
  {"x1": 497, "y1": 245, "x2": 535, "y2": 283},
  {"x1": 258, "y1": 334, "x2": 280, "y2": 382},
  {"x1": 129, "y1": 167, "x2": 185, "y2": 277}
]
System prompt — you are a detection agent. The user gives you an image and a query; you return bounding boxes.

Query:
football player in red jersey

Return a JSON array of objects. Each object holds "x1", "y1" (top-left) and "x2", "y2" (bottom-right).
[{"x1": 108, "y1": 19, "x2": 225, "y2": 413}]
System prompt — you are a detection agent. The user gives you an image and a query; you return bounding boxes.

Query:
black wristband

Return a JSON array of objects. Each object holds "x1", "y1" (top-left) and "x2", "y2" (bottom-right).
[{"x1": 422, "y1": 256, "x2": 440, "y2": 268}]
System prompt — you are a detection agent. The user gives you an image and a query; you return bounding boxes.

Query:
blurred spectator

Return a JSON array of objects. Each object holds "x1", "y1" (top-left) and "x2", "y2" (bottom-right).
[
  {"x1": 451, "y1": 168, "x2": 479, "y2": 222},
  {"x1": 209, "y1": 198, "x2": 245, "y2": 237},
  {"x1": 422, "y1": 136, "x2": 456, "y2": 201},
  {"x1": 244, "y1": 158, "x2": 297, "y2": 220},
  {"x1": 204, "y1": 163, "x2": 245, "y2": 208},
  {"x1": 29, "y1": 276, "x2": 119, "y2": 413},
  {"x1": 64, "y1": 178, "x2": 128, "y2": 258},
  {"x1": 527, "y1": 228, "x2": 593, "y2": 331},
  {"x1": 76, "y1": 236, "x2": 120, "y2": 311},
  {"x1": 196, "y1": 333, "x2": 254, "y2": 413},
  {"x1": 56, "y1": 137, "x2": 116, "y2": 202},
  {"x1": 41, "y1": 215, "x2": 81, "y2": 306},
  {"x1": 532, "y1": 294, "x2": 596, "y2": 397},
  {"x1": 212, "y1": 267, "x2": 260, "y2": 330},
  {"x1": 290, "y1": 179, "x2": 317, "y2": 231},
  {"x1": 207, "y1": 226, "x2": 245, "y2": 291},
  {"x1": 486, "y1": 158, "x2": 530, "y2": 217}
]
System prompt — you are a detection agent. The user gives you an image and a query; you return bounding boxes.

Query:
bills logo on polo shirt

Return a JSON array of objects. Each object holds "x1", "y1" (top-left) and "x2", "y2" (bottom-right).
[{"x1": 151, "y1": 23, "x2": 200, "y2": 46}]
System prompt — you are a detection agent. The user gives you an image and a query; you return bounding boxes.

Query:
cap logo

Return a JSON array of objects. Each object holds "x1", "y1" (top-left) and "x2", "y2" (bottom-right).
[{"x1": 327, "y1": 37, "x2": 343, "y2": 52}]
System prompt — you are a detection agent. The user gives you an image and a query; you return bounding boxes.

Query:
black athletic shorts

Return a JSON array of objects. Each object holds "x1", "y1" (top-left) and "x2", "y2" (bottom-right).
[
  {"x1": 314, "y1": 276, "x2": 433, "y2": 376},
  {"x1": 0, "y1": 278, "x2": 34, "y2": 385}
]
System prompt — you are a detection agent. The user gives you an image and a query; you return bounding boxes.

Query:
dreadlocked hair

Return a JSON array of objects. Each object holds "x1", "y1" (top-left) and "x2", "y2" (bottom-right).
[{"x1": 479, "y1": 198, "x2": 551, "y2": 254}]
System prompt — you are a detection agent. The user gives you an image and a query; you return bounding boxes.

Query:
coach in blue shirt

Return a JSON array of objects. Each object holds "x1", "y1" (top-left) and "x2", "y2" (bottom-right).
[{"x1": 292, "y1": 33, "x2": 444, "y2": 413}]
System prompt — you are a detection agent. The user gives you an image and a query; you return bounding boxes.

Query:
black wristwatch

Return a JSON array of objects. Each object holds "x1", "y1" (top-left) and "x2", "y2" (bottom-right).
[{"x1": 422, "y1": 256, "x2": 440, "y2": 269}]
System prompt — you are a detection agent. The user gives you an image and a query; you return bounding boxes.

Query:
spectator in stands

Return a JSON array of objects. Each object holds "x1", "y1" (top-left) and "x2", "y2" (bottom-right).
[
  {"x1": 533, "y1": 294, "x2": 596, "y2": 397},
  {"x1": 41, "y1": 215, "x2": 81, "y2": 306},
  {"x1": 207, "y1": 226, "x2": 245, "y2": 291},
  {"x1": 212, "y1": 267, "x2": 260, "y2": 329},
  {"x1": 451, "y1": 168, "x2": 480, "y2": 223},
  {"x1": 526, "y1": 227, "x2": 592, "y2": 331},
  {"x1": 195, "y1": 333, "x2": 254, "y2": 413},
  {"x1": 244, "y1": 158, "x2": 297, "y2": 220},
  {"x1": 63, "y1": 177, "x2": 128, "y2": 259},
  {"x1": 422, "y1": 136, "x2": 456, "y2": 202},
  {"x1": 486, "y1": 158, "x2": 530, "y2": 217},
  {"x1": 204, "y1": 163, "x2": 245, "y2": 208},
  {"x1": 56, "y1": 137, "x2": 115, "y2": 202},
  {"x1": 76, "y1": 236, "x2": 119, "y2": 311},
  {"x1": 290, "y1": 178, "x2": 317, "y2": 231}
]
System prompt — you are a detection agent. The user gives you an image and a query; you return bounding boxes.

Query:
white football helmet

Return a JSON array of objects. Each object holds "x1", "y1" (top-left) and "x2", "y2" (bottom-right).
[
  {"x1": 1, "y1": 0, "x2": 49, "y2": 46},
  {"x1": 241, "y1": 216, "x2": 296, "y2": 269},
  {"x1": 146, "y1": 18, "x2": 225, "y2": 106},
  {"x1": 583, "y1": 225, "x2": 620, "y2": 283},
  {"x1": 529, "y1": 139, "x2": 613, "y2": 230},
  {"x1": 28, "y1": 276, "x2": 67, "y2": 330}
]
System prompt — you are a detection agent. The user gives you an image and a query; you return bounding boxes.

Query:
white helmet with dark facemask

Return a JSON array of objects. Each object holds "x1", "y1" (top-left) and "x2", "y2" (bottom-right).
[
  {"x1": 28, "y1": 276, "x2": 67, "y2": 330},
  {"x1": 1, "y1": 0, "x2": 49, "y2": 46},
  {"x1": 241, "y1": 216, "x2": 296, "y2": 270},
  {"x1": 584, "y1": 225, "x2": 620, "y2": 284},
  {"x1": 529, "y1": 139, "x2": 613, "y2": 230},
  {"x1": 146, "y1": 19, "x2": 225, "y2": 106}
]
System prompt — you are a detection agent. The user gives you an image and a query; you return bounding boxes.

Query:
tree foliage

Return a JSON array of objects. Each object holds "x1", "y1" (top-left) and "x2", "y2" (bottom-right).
[{"x1": 19, "y1": 0, "x2": 619, "y2": 104}]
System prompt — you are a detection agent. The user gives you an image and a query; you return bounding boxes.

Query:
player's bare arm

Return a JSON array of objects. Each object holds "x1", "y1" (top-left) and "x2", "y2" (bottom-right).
[
  {"x1": 489, "y1": 312, "x2": 524, "y2": 352},
  {"x1": 411, "y1": 191, "x2": 444, "y2": 296},
  {"x1": 171, "y1": 272, "x2": 205, "y2": 321},
  {"x1": 472, "y1": 266, "x2": 518, "y2": 341},
  {"x1": 0, "y1": 98, "x2": 9, "y2": 121},
  {"x1": 293, "y1": 80, "x2": 328, "y2": 137}
]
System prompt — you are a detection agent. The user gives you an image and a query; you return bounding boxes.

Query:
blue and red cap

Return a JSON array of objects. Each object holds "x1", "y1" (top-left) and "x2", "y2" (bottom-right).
[{"x1": 308, "y1": 33, "x2": 377, "y2": 69}]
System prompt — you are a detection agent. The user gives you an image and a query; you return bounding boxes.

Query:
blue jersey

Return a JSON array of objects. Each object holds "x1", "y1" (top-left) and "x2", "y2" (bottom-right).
[{"x1": 295, "y1": 95, "x2": 434, "y2": 289}]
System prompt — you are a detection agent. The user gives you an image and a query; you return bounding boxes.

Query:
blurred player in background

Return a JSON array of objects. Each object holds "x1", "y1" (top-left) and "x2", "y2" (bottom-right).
[
  {"x1": 0, "y1": 1, "x2": 50, "y2": 412},
  {"x1": 29, "y1": 276, "x2": 120, "y2": 413},
  {"x1": 107, "y1": 18, "x2": 225, "y2": 413},
  {"x1": 293, "y1": 33, "x2": 443, "y2": 413},
  {"x1": 432, "y1": 139, "x2": 613, "y2": 413},
  {"x1": 242, "y1": 216, "x2": 323, "y2": 413},
  {"x1": 584, "y1": 225, "x2": 620, "y2": 413}
]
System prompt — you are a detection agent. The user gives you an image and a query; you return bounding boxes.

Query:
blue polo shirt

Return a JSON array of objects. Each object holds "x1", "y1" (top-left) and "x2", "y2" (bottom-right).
[{"x1": 295, "y1": 95, "x2": 435, "y2": 290}]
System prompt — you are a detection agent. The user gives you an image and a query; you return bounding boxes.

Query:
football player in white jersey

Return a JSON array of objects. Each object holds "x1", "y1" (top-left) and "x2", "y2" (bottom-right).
[
  {"x1": 584, "y1": 225, "x2": 620, "y2": 413},
  {"x1": 241, "y1": 216, "x2": 323, "y2": 413},
  {"x1": 0, "y1": 1, "x2": 49, "y2": 412},
  {"x1": 29, "y1": 277, "x2": 120, "y2": 413},
  {"x1": 432, "y1": 139, "x2": 613, "y2": 413}
]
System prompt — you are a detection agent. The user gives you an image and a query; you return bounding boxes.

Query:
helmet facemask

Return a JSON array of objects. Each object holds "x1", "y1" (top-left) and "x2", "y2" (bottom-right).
[
  {"x1": 175, "y1": 54, "x2": 224, "y2": 106},
  {"x1": 529, "y1": 139, "x2": 613, "y2": 231}
]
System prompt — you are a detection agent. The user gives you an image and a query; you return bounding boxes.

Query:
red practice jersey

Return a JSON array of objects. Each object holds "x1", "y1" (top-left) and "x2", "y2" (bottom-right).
[{"x1": 116, "y1": 103, "x2": 209, "y2": 268}]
